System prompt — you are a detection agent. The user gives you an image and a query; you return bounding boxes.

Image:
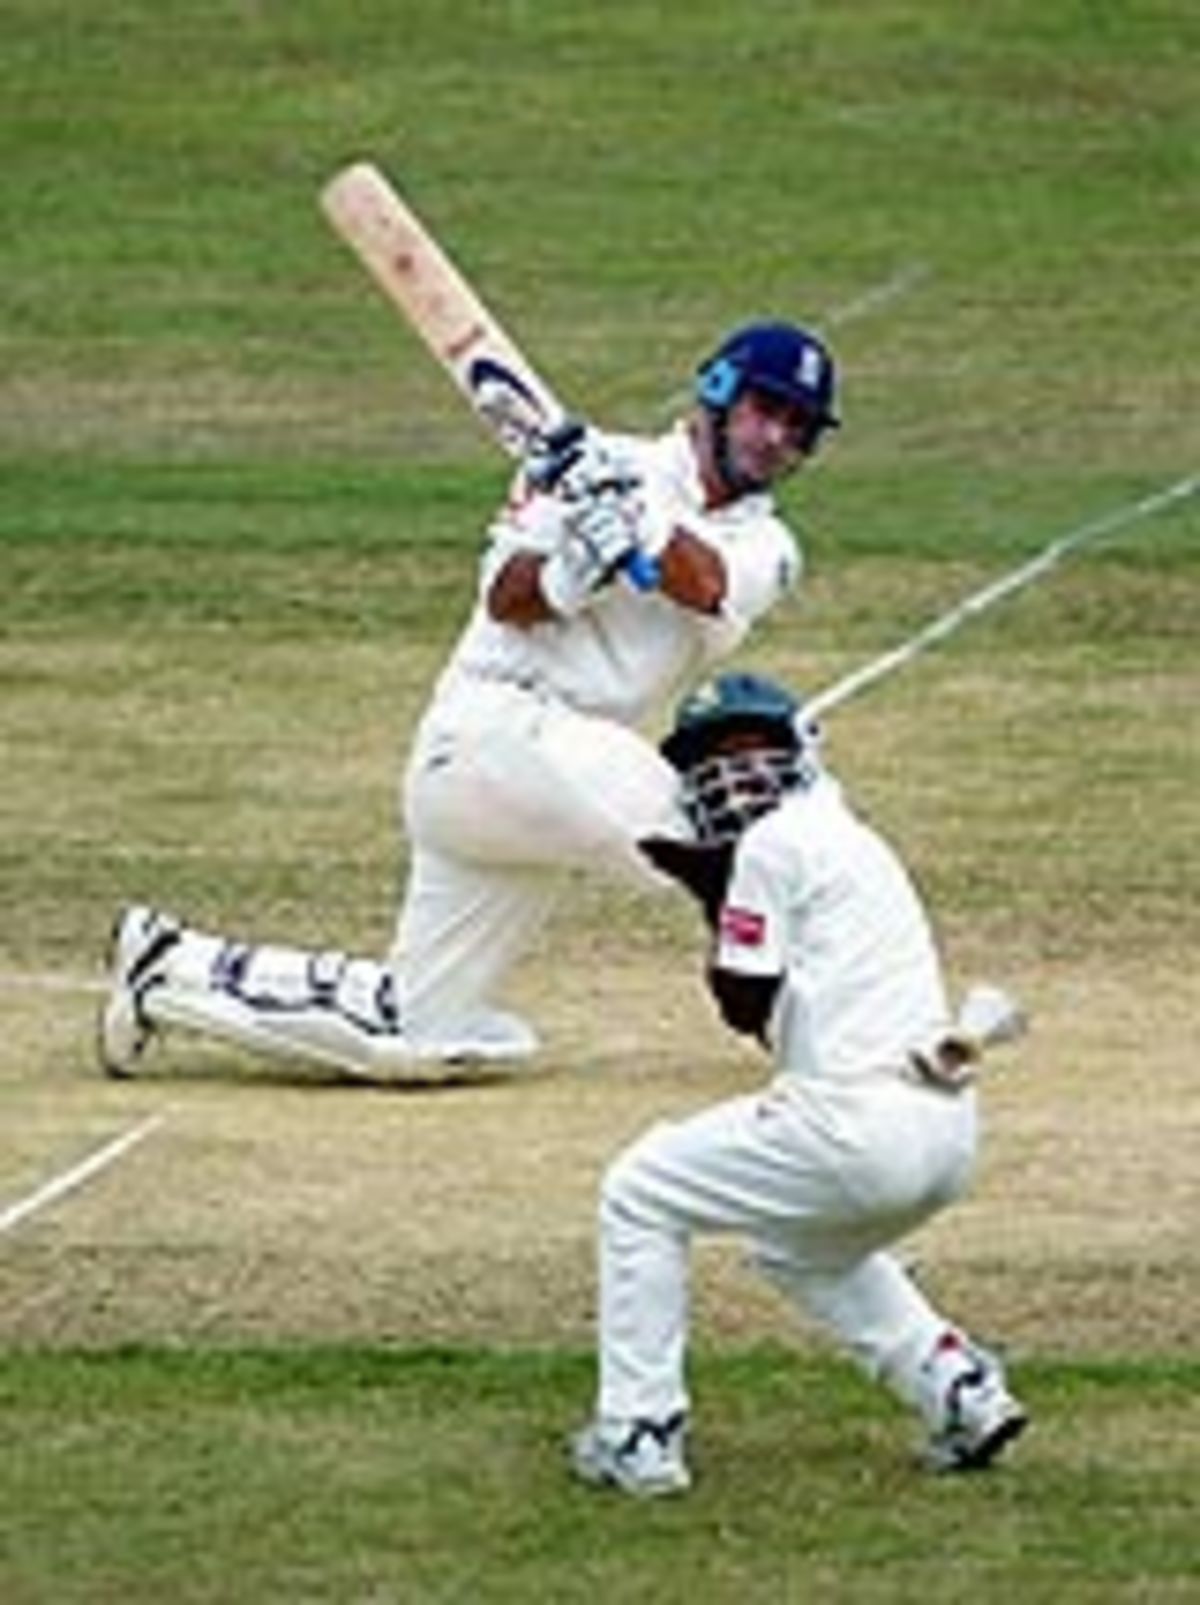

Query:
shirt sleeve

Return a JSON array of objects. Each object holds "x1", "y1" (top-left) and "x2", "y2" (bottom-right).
[
  {"x1": 477, "y1": 478, "x2": 567, "y2": 593},
  {"x1": 714, "y1": 822, "x2": 794, "y2": 980},
  {"x1": 694, "y1": 512, "x2": 801, "y2": 657},
  {"x1": 722, "y1": 512, "x2": 802, "y2": 627}
]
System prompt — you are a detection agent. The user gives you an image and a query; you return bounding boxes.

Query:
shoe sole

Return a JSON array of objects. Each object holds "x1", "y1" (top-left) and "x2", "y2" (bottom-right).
[
  {"x1": 97, "y1": 970, "x2": 157, "y2": 1078},
  {"x1": 573, "y1": 1462, "x2": 691, "y2": 1498},
  {"x1": 960, "y1": 1409, "x2": 1029, "y2": 1470},
  {"x1": 97, "y1": 913, "x2": 139, "y2": 1078},
  {"x1": 96, "y1": 909, "x2": 179, "y2": 1078},
  {"x1": 932, "y1": 1408, "x2": 1029, "y2": 1474}
]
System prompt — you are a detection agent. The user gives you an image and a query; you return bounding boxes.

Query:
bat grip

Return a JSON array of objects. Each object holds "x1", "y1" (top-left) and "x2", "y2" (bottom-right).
[{"x1": 621, "y1": 548, "x2": 660, "y2": 592}]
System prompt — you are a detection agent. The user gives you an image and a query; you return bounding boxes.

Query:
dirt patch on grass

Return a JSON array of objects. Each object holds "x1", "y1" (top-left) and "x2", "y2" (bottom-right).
[{"x1": 1, "y1": 946, "x2": 1194, "y2": 1360}]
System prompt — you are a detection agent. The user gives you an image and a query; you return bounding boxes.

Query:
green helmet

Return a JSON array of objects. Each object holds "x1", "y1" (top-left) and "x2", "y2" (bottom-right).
[
  {"x1": 661, "y1": 672, "x2": 822, "y2": 844},
  {"x1": 661, "y1": 672, "x2": 805, "y2": 771}
]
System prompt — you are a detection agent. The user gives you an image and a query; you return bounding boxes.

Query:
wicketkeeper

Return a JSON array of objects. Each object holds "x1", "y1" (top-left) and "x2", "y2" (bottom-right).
[
  {"x1": 571, "y1": 671, "x2": 1030, "y2": 1496},
  {"x1": 99, "y1": 322, "x2": 840, "y2": 1083}
]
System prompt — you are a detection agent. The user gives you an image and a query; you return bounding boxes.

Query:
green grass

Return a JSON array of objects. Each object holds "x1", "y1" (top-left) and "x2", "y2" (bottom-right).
[
  {"x1": 2, "y1": 1346, "x2": 1197, "y2": 1605},
  {"x1": 2, "y1": 0, "x2": 1198, "y2": 1599}
]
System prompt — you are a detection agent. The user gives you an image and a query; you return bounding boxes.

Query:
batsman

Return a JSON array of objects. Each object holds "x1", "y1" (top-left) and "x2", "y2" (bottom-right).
[{"x1": 99, "y1": 322, "x2": 839, "y2": 1082}]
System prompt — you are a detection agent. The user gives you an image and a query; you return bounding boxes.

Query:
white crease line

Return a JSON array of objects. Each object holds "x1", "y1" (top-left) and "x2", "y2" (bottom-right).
[
  {"x1": 0, "y1": 970, "x2": 105, "y2": 997},
  {"x1": 0, "y1": 1112, "x2": 169, "y2": 1236}
]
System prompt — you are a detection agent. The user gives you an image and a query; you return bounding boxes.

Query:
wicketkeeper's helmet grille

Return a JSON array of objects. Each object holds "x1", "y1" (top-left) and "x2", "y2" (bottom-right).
[
  {"x1": 662, "y1": 671, "x2": 822, "y2": 842},
  {"x1": 681, "y1": 748, "x2": 818, "y2": 844}
]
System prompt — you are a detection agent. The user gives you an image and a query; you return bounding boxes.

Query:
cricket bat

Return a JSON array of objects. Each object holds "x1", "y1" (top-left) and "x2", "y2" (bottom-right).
[
  {"x1": 319, "y1": 159, "x2": 658, "y2": 588},
  {"x1": 319, "y1": 160, "x2": 567, "y2": 458}
]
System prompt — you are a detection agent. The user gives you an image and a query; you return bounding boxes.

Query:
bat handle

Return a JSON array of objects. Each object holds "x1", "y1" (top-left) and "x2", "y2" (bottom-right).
[{"x1": 621, "y1": 548, "x2": 661, "y2": 592}]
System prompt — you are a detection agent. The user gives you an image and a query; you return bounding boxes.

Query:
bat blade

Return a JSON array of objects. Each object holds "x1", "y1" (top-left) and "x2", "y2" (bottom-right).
[{"x1": 320, "y1": 161, "x2": 565, "y2": 455}]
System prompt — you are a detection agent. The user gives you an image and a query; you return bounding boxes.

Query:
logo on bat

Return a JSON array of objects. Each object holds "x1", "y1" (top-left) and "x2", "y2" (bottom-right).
[{"x1": 467, "y1": 356, "x2": 556, "y2": 456}]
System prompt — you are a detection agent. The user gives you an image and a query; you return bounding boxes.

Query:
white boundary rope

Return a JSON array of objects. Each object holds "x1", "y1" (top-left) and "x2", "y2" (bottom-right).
[
  {"x1": 0, "y1": 1112, "x2": 168, "y2": 1236},
  {"x1": 808, "y1": 471, "x2": 1198, "y2": 720}
]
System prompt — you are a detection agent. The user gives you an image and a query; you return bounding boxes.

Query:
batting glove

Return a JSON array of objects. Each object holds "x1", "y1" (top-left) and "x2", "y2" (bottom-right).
[
  {"x1": 526, "y1": 418, "x2": 640, "y2": 504},
  {"x1": 539, "y1": 492, "x2": 645, "y2": 615}
]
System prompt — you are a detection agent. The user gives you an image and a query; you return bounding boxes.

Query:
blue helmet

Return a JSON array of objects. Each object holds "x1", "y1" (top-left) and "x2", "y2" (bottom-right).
[{"x1": 696, "y1": 321, "x2": 840, "y2": 448}]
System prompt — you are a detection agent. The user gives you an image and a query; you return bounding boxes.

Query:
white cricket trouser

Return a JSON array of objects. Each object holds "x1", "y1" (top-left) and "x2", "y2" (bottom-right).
[
  {"x1": 140, "y1": 676, "x2": 688, "y2": 1077},
  {"x1": 394, "y1": 676, "x2": 688, "y2": 1041},
  {"x1": 595, "y1": 1071, "x2": 979, "y2": 1425}
]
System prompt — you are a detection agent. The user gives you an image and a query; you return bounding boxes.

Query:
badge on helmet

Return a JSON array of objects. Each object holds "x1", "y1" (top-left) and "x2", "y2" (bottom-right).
[{"x1": 696, "y1": 321, "x2": 840, "y2": 450}]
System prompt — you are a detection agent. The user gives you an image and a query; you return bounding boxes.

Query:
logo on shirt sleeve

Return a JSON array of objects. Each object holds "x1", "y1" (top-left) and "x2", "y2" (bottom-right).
[{"x1": 719, "y1": 905, "x2": 767, "y2": 947}]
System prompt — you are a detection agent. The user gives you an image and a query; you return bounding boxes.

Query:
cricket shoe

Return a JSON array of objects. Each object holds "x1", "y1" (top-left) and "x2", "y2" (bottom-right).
[
  {"x1": 97, "y1": 905, "x2": 183, "y2": 1077},
  {"x1": 570, "y1": 1413, "x2": 691, "y2": 1498},
  {"x1": 923, "y1": 1339, "x2": 1029, "y2": 1473}
]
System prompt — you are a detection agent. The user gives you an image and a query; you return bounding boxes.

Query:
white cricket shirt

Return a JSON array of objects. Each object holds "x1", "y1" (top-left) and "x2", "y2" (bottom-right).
[
  {"x1": 715, "y1": 776, "x2": 952, "y2": 1080},
  {"x1": 438, "y1": 423, "x2": 801, "y2": 728}
]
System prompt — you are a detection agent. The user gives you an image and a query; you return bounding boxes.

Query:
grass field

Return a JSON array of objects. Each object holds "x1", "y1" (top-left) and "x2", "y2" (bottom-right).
[{"x1": 2, "y1": 1, "x2": 1198, "y2": 1600}]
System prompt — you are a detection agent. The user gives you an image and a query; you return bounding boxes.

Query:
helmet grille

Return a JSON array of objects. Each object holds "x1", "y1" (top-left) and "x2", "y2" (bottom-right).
[{"x1": 681, "y1": 748, "x2": 819, "y2": 844}]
